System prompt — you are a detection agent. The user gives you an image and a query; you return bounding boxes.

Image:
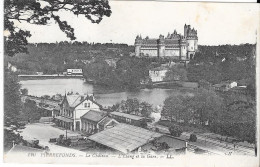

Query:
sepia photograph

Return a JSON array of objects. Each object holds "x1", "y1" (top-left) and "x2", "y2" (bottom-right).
[{"x1": 2, "y1": 0, "x2": 260, "y2": 166}]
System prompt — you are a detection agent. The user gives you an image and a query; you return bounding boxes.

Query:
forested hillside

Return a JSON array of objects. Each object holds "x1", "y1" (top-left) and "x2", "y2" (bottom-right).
[
  {"x1": 7, "y1": 42, "x2": 256, "y2": 91},
  {"x1": 188, "y1": 44, "x2": 256, "y2": 86},
  {"x1": 7, "y1": 42, "x2": 134, "y2": 74}
]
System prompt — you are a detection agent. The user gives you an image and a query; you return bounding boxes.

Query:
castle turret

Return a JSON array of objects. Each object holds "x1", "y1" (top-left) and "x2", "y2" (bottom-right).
[
  {"x1": 135, "y1": 35, "x2": 142, "y2": 57},
  {"x1": 184, "y1": 24, "x2": 188, "y2": 37},
  {"x1": 158, "y1": 35, "x2": 165, "y2": 57},
  {"x1": 180, "y1": 35, "x2": 187, "y2": 60},
  {"x1": 185, "y1": 25, "x2": 198, "y2": 59}
]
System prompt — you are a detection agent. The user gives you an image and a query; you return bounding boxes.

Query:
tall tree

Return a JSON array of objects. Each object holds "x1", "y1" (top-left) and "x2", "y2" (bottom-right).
[
  {"x1": 4, "y1": 72, "x2": 22, "y2": 124},
  {"x1": 140, "y1": 102, "x2": 153, "y2": 118},
  {"x1": 4, "y1": 72, "x2": 24, "y2": 152},
  {"x1": 4, "y1": 0, "x2": 112, "y2": 56},
  {"x1": 164, "y1": 64, "x2": 188, "y2": 81},
  {"x1": 162, "y1": 88, "x2": 223, "y2": 126},
  {"x1": 4, "y1": 0, "x2": 112, "y2": 152}
]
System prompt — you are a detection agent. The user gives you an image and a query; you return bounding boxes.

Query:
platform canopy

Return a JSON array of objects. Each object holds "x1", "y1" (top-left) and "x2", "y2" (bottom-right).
[
  {"x1": 55, "y1": 116, "x2": 73, "y2": 123},
  {"x1": 88, "y1": 123, "x2": 163, "y2": 153}
]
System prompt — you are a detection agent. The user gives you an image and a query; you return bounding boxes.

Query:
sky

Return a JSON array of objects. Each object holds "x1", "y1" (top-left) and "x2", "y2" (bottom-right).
[{"x1": 14, "y1": 1, "x2": 259, "y2": 45}]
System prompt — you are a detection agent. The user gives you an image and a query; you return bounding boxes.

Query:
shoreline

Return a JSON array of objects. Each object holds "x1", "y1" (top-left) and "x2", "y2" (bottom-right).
[{"x1": 18, "y1": 74, "x2": 84, "y2": 80}]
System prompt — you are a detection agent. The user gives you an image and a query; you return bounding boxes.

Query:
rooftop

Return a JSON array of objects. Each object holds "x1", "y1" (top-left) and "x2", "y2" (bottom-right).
[
  {"x1": 110, "y1": 112, "x2": 145, "y2": 120},
  {"x1": 81, "y1": 110, "x2": 107, "y2": 123},
  {"x1": 99, "y1": 117, "x2": 115, "y2": 126},
  {"x1": 66, "y1": 95, "x2": 88, "y2": 107},
  {"x1": 88, "y1": 123, "x2": 163, "y2": 153},
  {"x1": 64, "y1": 94, "x2": 101, "y2": 108}
]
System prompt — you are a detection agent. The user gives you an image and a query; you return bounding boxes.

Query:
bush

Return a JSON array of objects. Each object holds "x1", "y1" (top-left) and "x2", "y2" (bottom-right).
[
  {"x1": 140, "y1": 120, "x2": 148, "y2": 129},
  {"x1": 189, "y1": 134, "x2": 197, "y2": 142},
  {"x1": 169, "y1": 125, "x2": 183, "y2": 137}
]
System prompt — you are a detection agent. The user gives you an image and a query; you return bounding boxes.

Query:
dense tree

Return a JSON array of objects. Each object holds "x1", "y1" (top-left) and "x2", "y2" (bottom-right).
[
  {"x1": 20, "y1": 88, "x2": 28, "y2": 95},
  {"x1": 112, "y1": 98, "x2": 153, "y2": 118},
  {"x1": 169, "y1": 125, "x2": 183, "y2": 137},
  {"x1": 188, "y1": 44, "x2": 256, "y2": 85},
  {"x1": 4, "y1": 72, "x2": 22, "y2": 124},
  {"x1": 161, "y1": 94, "x2": 187, "y2": 122},
  {"x1": 162, "y1": 88, "x2": 223, "y2": 126},
  {"x1": 4, "y1": 72, "x2": 24, "y2": 151},
  {"x1": 162, "y1": 87, "x2": 256, "y2": 143},
  {"x1": 125, "y1": 98, "x2": 140, "y2": 114},
  {"x1": 20, "y1": 99, "x2": 41, "y2": 122},
  {"x1": 164, "y1": 64, "x2": 188, "y2": 81},
  {"x1": 4, "y1": 0, "x2": 112, "y2": 153},
  {"x1": 140, "y1": 102, "x2": 153, "y2": 118},
  {"x1": 4, "y1": 0, "x2": 112, "y2": 56},
  {"x1": 210, "y1": 93, "x2": 256, "y2": 143}
]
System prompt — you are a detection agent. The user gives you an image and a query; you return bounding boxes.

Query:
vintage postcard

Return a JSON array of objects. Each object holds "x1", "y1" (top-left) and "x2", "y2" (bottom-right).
[{"x1": 2, "y1": 0, "x2": 260, "y2": 166}]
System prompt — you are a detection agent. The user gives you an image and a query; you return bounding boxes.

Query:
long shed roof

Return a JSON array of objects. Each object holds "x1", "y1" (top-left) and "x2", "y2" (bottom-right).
[
  {"x1": 88, "y1": 123, "x2": 162, "y2": 153},
  {"x1": 110, "y1": 112, "x2": 145, "y2": 120}
]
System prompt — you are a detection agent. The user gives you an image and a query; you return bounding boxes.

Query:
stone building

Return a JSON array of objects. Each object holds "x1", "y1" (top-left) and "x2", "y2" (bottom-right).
[
  {"x1": 55, "y1": 94, "x2": 101, "y2": 131},
  {"x1": 81, "y1": 110, "x2": 119, "y2": 134},
  {"x1": 149, "y1": 66, "x2": 168, "y2": 82},
  {"x1": 135, "y1": 24, "x2": 198, "y2": 60}
]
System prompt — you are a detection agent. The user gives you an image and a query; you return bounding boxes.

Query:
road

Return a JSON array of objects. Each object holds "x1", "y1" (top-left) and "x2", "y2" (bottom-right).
[
  {"x1": 148, "y1": 123, "x2": 255, "y2": 156},
  {"x1": 19, "y1": 123, "x2": 86, "y2": 154}
]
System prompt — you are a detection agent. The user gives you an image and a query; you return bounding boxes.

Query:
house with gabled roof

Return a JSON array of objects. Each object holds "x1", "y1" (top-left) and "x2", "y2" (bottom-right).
[
  {"x1": 81, "y1": 110, "x2": 119, "y2": 135},
  {"x1": 55, "y1": 94, "x2": 102, "y2": 131}
]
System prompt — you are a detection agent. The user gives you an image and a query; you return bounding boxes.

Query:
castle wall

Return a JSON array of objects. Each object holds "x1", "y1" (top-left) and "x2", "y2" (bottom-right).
[
  {"x1": 194, "y1": 40, "x2": 198, "y2": 50},
  {"x1": 135, "y1": 45, "x2": 141, "y2": 57},
  {"x1": 135, "y1": 24, "x2": 197, "y2": 59},
  {"x1": 180, "y1": 46, "x2": 187, "y2": 60},
  {"x1": 187, "y1": 39, "x2": 195, "y2": 52},
  {"x1": 158, "y1": 45, "x2": 165, "y2": 57},
  {"x1": 165, "y1": 49, "x2": 180, "y2": 58},
  {"x1": 187, "y1": 51, "x2": 195, "y2": 59},
  {"x1": 140, "y1": 48, "x2": 158, "y2": 57}
]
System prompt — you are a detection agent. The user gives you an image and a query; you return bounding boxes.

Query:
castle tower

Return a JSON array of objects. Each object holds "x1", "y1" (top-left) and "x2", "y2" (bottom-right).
[
  {"x1": 180, "y1": 35, "x2": 187, "y2": 60},
  {"x1": 158, "y1": 35, "x2": 165, "y2": 57},
  {"x1": 184, "y1": 24, "x2": 188, "y2": 37},
  {"x1": 135, "y1": 35, "x2": 142, "y2": 57},
  {"x1": 185, "y1": 25, "x2": 198, "y2": 59}
]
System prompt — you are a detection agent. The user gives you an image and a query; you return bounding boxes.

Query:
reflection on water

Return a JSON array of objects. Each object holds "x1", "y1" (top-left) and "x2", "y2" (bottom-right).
[{"x1": 20, "y1": 78, "x2": 182, "y2": 107}]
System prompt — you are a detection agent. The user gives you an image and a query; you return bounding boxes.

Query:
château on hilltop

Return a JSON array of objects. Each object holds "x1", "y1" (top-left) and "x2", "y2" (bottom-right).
[{"x1": 134, "y1": 24, "x2": 198, "y2": 60}]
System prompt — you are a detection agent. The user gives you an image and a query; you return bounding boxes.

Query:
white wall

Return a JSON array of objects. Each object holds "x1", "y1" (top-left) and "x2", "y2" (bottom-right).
[
  {"x1": 149, "y1": 70, "x2": 168, "y2": 82},
  {"x1": 187, "y1": 39, "x2": 195, "y2": 52},
  {"x1": 165, "y1": 49, "x2": 180, "y2": 57},
  {"x1": 230, "y1": 82, "x2": 238, "y2": 88},
  {"x1": 74, "y1": 99, "x2": 100, "y2": 120},
  {"x1": 140, "y1": 48, "x2": 158, "y2": 57}
]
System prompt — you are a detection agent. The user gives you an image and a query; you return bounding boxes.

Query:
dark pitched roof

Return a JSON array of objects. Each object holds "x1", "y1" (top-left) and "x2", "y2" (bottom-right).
[
  {"x1": 81, "y1": 110, "x2": 107, "y2": 122},
  {"x1": 98, "y1": 117, "x2": 116, "y2": 126},
  {"x1": 141, "y1": 39, "x2": 158, "y2": 45},
  {"x1": 165, "y1": 39, "x2": 180, "y2": 44},
  {"x1": 110, "y1": 112, "x2": 145, "y2": 120}
]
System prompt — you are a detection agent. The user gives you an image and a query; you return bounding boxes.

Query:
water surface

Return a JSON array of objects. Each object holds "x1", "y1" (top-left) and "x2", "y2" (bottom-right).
[{"x1": 20, "y1": 78, "x2": 183, "y2": 107}]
